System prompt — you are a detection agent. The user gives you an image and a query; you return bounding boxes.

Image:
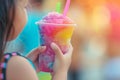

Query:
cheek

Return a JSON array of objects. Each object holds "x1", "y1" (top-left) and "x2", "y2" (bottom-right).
[
  {"x1": 15, "y1": 8, "x2": 27, "y2": 28},
  {"x1": 13, "y1": 7, "x2": 28, "y2": 39},
  {"x1": 22, "y1": 9, "x2": 28, "y2": 26}
]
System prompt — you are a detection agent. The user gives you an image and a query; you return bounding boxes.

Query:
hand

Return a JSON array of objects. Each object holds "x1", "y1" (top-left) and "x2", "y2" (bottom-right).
[
  {"x1": 51, "y1": 43, "x2": 73, "y2": 80},
  {"x1": 27, "y1": 46, "x2": 46, "y2": 72}
]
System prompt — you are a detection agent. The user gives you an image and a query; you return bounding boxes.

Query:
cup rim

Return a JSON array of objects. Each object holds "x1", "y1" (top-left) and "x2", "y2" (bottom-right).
[{"x1": 35, "y1": 21, "x2": 77, "y2": 26}]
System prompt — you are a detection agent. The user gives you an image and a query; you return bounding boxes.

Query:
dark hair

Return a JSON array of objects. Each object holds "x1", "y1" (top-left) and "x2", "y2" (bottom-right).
[{"x1": 0, "y1": 0, "x2": 16, "y2": 61}]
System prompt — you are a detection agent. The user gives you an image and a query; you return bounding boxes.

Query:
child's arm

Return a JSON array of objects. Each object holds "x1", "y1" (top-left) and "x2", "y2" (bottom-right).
[{"x1": 7, "y1": 56, "x2": 38, "y2": 80}]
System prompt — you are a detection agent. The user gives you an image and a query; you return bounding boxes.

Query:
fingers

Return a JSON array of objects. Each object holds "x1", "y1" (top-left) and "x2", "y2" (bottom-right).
[
  {"x1": 30, "y1": 46, "x2": 46, "y2": 55},
  {"x1": 27, "y1": 46, "x2": 46, "y2": 61},
  {"x1": 51, "y1": 43, "x2": 63, "y2": 60},
  {"x1": 68, "y1": 43, "x2": 73, "y2": 55},
  {"x1": 65, "y1": 43, "x2": 73, "y2": 57},
  {"x1": 35, "y1": 46, "x2": 46, "y2": 53}
]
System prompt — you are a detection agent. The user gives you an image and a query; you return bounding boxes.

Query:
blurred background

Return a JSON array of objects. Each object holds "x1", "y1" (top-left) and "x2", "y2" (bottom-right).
[{"x1": 12, "y1": 0, "x2": 120, "y2": 80}]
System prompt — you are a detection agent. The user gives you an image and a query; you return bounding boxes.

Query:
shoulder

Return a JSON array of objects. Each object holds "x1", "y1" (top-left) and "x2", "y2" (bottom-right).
[{"x1": 6, "y1": 56, "x2": 38, "y2": 80}]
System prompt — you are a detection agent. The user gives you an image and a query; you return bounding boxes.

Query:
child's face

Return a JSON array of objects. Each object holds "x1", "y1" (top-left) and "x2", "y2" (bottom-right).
[{"x1": 9, "y1": 0, "x2": 28, "y2": 40}]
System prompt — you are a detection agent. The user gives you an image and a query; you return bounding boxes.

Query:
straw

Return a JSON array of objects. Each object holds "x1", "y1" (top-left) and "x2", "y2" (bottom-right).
[
  {"x1": 63, "y1": 0, "x2": 71, "y2": 16},
  {"x1": 56, "y1": 2, "x2": 61, "y2": 13}
]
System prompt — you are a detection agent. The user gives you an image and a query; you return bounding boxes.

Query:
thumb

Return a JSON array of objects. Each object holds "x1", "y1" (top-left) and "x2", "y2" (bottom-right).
[{"x1": 51, "y1": 43, "x2": 63, "y2": 60}]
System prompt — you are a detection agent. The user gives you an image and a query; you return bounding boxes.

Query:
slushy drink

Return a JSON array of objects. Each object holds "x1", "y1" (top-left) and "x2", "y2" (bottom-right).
[{"x1": 36, "y1": 12, "x2": 76, "y2": 72}]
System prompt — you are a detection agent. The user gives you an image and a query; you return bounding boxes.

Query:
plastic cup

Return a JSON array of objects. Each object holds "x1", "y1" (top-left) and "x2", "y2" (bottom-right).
[{"x1": 36, "y1": 21, "x2": 76, "y2": 72}]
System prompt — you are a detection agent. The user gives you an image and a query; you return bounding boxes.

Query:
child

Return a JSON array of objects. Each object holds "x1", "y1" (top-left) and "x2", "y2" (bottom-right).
[{"x1": 0, "y1": 0, "x2": 73, "y2": 80}]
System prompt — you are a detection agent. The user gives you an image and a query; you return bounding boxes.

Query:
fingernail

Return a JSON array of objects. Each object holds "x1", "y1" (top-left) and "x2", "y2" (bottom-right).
[{"x1": 51, "y1": 43, "x2": 56, "y2": 49}]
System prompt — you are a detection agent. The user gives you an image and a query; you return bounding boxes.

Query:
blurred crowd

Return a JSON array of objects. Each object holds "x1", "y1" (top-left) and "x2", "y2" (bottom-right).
[
  {"x1": 6, "y1": 0, "x2": 120, "y2": 80},
  {"x1": 67, "y1": 0, "x2": 120, "y2": 80}
]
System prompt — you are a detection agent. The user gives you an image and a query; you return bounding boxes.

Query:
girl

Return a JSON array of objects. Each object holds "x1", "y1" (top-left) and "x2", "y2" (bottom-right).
[{"x1": 0, "y1": 0, "x2": 73, "y2": 80}]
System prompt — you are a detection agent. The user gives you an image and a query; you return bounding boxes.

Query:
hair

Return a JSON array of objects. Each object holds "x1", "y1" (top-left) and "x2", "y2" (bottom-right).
[{"x1": 0, "y1": 0, "x2": 16, "y2": 61}]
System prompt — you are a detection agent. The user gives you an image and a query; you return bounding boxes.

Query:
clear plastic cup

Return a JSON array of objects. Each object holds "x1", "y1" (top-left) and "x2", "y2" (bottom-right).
[{"x1": 36, "y1": 21, "x2": 76, "y2": 72}]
